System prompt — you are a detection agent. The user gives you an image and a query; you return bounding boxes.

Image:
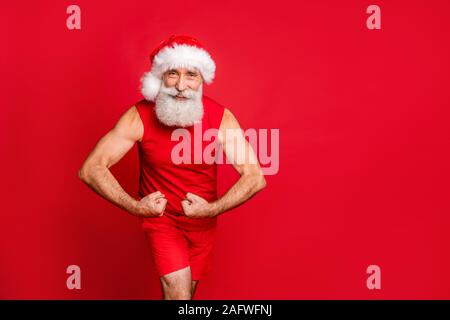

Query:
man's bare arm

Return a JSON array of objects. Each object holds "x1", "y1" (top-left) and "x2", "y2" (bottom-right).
[
  {"x1": 209, "y1": 108, "x2": 266, "y2": 216},
  {"x1": 78, "y1": 106, "x2": 165, "y2": 217}
]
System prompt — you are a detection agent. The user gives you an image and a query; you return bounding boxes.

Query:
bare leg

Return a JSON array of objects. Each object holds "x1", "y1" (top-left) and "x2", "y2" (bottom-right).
[{"x1": 160, "y1": 266, "x2": 192, "y2": 300}]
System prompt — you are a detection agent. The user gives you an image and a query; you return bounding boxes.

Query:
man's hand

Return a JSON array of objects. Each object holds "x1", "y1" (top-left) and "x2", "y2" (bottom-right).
[
  {"x1": 181, "y1": 192, "x2": 215, "y2": 219},
  {"x1": 136, "y1": 191, "x2": 167, "y2": 218}
]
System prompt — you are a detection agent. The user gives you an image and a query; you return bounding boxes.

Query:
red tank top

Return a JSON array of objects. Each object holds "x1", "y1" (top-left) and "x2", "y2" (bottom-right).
[{"x1": 135, "y1": 95, "x2": 225, "y2": 230}]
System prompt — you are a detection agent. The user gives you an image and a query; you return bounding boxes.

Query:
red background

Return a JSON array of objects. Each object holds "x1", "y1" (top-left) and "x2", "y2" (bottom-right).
[{"x1": 1, "y1": 0, "x2": 449, "y2": 299}]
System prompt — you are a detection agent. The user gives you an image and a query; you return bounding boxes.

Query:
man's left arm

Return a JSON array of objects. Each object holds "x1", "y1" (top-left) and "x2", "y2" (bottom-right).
[{"x1": 181, "y1": 108, "x2": 266, "y2": 217}]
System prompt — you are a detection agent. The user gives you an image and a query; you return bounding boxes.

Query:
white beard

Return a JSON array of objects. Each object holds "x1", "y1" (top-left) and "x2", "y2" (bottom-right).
[{"x1": 154, "y1": 82, "x2": 204, "y2": 127}]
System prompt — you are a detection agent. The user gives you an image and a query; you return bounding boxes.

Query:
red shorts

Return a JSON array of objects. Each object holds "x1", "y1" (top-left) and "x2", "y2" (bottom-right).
[{"x1": 141, "y1": 213, "x2": 217, "y2": 281}]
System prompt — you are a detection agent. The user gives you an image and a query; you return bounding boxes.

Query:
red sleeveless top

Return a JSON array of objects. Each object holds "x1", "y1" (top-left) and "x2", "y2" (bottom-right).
[{"x1": 135, "y1": 95, "x2": 225, "y2": 230}]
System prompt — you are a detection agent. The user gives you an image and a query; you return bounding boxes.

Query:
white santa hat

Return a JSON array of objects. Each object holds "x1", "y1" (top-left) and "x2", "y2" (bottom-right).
[{"x1": 140, "y1": 35, "x2": 216, "y2": 101}]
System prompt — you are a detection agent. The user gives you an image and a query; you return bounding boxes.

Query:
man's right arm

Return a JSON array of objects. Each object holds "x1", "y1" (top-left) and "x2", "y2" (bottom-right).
[{"x1": 78, "y1": 106, "x2": 165, "y2": 217}]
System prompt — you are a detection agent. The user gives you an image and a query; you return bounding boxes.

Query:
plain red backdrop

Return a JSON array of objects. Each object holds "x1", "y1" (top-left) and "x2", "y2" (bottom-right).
[{"x1": 1, "y1": 0, "x2": 449, "y2": 299}]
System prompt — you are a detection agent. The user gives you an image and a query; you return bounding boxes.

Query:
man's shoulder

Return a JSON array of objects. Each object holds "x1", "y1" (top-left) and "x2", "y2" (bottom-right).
[
  {"x1": 133, "y1": 99, "x2": 156, "y2": 118},
  {"x1": 134, "y1": 98, "x2": 155, "y2": 108},
  {"x1": 202, "y1": 95, "x2": 226, "y2": 110},
  {"x1": 203, "y1": 95, "x2": 228, "y2": 115},
  {"x1": 202, "y1": 95, "x2": 228, "y2": 128}
]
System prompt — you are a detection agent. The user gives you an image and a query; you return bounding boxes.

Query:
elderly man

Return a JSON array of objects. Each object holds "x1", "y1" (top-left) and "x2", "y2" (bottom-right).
[{"x1": 78, "y1": 35, "x2": 266, "y2": 300}]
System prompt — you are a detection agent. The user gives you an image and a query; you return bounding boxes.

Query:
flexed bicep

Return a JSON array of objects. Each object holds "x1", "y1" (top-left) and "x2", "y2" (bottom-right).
[{"x1": 218, "y1": 108, "x2": 263, "y2": 176}]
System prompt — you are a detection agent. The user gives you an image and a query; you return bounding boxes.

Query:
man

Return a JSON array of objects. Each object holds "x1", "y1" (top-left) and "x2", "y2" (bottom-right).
[{"x1": 78, "y1": 35, "x2": 266, "y2": 300}]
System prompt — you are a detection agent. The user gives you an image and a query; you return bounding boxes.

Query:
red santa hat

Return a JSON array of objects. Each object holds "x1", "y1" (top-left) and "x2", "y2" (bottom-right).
[{"x1": 140, "y1": 34, "x2": 216, "y2": 101}]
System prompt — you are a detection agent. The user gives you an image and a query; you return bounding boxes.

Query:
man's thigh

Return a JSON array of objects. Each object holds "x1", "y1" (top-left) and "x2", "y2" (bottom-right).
[
  {"x1": 183, "y1": 227, "x2": 217, "y2": 281},
  {"x1": 159, "y1": 265, "x2": 192, "y2": 291},
  {"x1": 143, "y1": 216, "x2": 216, "y2": 281},
  {"x1": 143, "y1": 218, "x2": 191, "y2": 277}
]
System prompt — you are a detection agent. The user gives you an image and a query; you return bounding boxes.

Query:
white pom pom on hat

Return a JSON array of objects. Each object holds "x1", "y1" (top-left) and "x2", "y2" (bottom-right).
[{"x1": 140, "y1": 34, "x2": 216, "y2": 101}]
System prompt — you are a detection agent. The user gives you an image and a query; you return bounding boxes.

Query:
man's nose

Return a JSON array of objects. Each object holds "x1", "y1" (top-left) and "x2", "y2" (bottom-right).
[{"x1": 175, "y1": 76, "x2": 187, "y2": 91}]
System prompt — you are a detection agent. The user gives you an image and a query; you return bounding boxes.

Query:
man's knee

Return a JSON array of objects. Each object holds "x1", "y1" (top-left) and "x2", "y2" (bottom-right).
[{"x1": 160, "y1": 266, "x2": 192, "y2": 300}]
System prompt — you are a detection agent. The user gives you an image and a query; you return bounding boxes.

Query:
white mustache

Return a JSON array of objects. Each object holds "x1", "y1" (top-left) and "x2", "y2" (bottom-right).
[{"x1": 159, "y1": 85, "x2": 196, "y2": 99}]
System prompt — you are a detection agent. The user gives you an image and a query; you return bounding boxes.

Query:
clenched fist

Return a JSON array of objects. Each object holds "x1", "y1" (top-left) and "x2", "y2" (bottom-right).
[
  {"x1": 181, "y1": 192, "x2": 215, "y2": 218},
  {"x1": 136, "y1": 191, "x2": 167, "y2": 218}
]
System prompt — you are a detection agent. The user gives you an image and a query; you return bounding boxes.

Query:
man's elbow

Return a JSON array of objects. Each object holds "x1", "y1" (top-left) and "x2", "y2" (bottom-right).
[
  {"x1": 78, "y1": 163, "x2": 93, "y2": 184},
  {"x1": 78, "y1": 166, "x2": 88, "y2": 183},
  {"x1": 254, "y1": 174, "x2": 267, "y2": 192}
]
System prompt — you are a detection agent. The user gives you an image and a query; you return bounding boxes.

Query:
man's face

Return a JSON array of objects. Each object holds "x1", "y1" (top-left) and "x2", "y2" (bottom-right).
[
  {"x1": 154, "y1": 67, "x2": 205, "y2": 127},
  {"x1": 162, "y1": 67, "x2": 203, "y2": 97}
]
